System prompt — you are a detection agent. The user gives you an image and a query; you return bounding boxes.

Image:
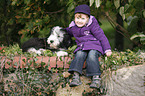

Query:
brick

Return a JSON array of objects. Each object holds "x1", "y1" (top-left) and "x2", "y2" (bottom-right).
[
  {"x1": 20, "y1": 56, "x2": 28, "y2": 68},
  {"x1": 33, "y1": 56, "x2": 43, "y2": 68},
  {"x1": 5, "y1": 57, "x2": 12, "y2": 69},
  {"x1": 13, "y1": 56, "x2": 21, "y2": 68},
  {"x1": 57, "y1": 57, "x2": 64, "y2": 68},
  {"x1": 50, "y1": 56, "x2": 57, "y2": 68},
  {"x1": 64, "y1": 57, "x2": 72, "y2": 68},
  {"x1": 41, "y1": 56, "x2": 49, "y2": 68}
]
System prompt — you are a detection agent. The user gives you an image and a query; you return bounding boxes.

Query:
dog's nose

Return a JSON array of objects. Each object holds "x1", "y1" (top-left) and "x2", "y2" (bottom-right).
[{"x1": 50, "y1": 40, "x2": 54, "y2": 43}]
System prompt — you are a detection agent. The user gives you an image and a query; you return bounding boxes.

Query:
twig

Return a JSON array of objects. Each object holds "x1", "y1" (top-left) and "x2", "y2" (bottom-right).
[
  {"x1": 107, "y1": 16, "x2": 130, "y2": 40},
  {"x1": 44, "y1": 9, "x2": 64, "y2": 14},
  {"x1": 104, "y1": 12, "x2": 130, "y2": 37},
  {"x1": 0, "y1": 57, "x2": 6, "y2": 83},
  {"x1": 104, "y1": 12, "x2": 142, "y2": 46}
]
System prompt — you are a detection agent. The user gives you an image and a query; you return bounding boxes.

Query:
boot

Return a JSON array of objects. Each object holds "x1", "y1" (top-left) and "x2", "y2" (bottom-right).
[
  {"x1": 90, "y1": 75, "x2": 101, "y2": 88},
  {"x1": 70, "y1": 72, "x2": 82, "y2": 87}
]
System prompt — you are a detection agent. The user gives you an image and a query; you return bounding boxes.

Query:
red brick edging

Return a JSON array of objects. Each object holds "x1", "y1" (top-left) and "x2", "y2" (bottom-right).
[
  {"x1": 0, "y1": 56, "x2": 72, "y2": 70},
  {"x1": 0, "y1": 55, "x2": 101, "y2": 70}
]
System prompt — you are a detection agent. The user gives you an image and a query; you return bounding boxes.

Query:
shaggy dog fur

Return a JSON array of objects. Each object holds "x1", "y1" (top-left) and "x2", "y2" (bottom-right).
[{"x1": 21, "y1": 26, "x2": 72, "y2": 56}]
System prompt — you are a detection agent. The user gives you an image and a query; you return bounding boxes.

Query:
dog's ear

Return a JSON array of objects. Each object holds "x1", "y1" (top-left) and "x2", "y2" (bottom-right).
[{"x1": 62, "y1": 34, "x2": 73, "y2": 48}]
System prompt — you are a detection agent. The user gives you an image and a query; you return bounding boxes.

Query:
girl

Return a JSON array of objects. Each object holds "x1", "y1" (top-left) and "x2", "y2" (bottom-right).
[{"x1": 64, "y1": 4, "x2": 112, "y2": 88}]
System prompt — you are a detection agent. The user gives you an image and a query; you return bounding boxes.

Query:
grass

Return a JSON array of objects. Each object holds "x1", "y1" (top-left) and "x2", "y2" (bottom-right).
[{"x1": 100, "y1": 19, "x2": 116, "y2": 49}]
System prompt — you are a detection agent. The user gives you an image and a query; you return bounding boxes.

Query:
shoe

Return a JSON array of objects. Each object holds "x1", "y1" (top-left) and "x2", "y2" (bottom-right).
[
  {"x1": 70, "y1": 73, "x2": 82, "y2": 87},
  {"x1": 90, "y1": 75, "x2": 101, "y2": 88}
]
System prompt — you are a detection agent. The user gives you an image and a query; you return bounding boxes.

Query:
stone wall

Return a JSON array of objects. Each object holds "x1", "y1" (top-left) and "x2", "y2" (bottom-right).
[
  {"x1": 56, "y1": 64, "x2": 145, "y2": 96},
  {"x1": 1, "y1": 54, "x2": 144, "y2": 95},
  {"x1": 102, "y1": 63, "x2": 145, "y2": 96}
]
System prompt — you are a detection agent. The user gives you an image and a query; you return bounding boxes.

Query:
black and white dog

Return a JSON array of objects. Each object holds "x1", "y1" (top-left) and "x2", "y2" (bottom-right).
[{"x1": 21, "y1": 26, "x2": 72, "y2": 56}]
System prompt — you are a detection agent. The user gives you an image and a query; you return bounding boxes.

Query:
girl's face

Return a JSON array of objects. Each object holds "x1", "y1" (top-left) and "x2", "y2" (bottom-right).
[{"x1": 74, "y1": 13, "x2": 89, "y2": 27}]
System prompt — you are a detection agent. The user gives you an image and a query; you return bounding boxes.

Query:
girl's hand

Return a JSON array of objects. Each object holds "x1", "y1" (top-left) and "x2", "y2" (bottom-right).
[{"x1": 106, "y1": 51, "x2": 112, "y2": 56}]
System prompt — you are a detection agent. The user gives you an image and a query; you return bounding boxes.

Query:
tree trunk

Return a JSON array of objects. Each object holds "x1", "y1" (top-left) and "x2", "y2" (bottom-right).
[
  {"x1": 115, "y1": 13, "x2": 124, "y2": 51},
  {"x1": 3, "y1": 0, "x2": 9, "y2": 46}
]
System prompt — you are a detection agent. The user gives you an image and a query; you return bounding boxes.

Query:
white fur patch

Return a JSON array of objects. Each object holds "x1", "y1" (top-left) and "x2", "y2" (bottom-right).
[
  {"x1": 56, "y1": 51, "x2": 68, "y2": 57},
  {"x1": 27, "y1": 48, "x2": 45, "y2": 55},
  {"x1": 47, "y1": 26, "x2": 65, "y2": 49}
]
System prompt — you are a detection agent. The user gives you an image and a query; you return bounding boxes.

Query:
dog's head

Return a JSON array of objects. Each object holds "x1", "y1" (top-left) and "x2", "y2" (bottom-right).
[{"x1": 47, "y1": 26, "x2": 72, "y2": 49}]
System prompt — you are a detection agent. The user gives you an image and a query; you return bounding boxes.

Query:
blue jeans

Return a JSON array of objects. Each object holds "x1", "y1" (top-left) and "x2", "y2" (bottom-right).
[{"x1": 68, "y1": 50, "x2": 101, "y2": 76}]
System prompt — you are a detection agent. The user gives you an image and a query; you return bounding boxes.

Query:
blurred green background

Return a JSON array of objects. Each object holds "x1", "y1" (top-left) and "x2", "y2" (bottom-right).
[{"x1": 0, "y1": 0, "x2": 144, "y2": 51}]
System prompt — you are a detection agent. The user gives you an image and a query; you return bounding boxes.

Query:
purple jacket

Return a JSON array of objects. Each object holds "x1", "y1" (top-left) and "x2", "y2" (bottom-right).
[{"x1": 65, "y1": 15, "x2": 111, "y2": 55}]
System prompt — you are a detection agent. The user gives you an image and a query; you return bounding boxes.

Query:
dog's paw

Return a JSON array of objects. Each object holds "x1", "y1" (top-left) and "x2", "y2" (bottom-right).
[
  {"x1": 27, "y1": 48, "x2": 45, "y2": 55},
  {"x1": 56, "y1": 51, "x2": 68, "y2": 57}
]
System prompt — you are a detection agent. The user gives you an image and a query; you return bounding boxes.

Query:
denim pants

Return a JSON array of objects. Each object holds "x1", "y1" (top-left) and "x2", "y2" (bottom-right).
[{"x1": 68, "y1": 50, "x2": 101, "y2": 76}]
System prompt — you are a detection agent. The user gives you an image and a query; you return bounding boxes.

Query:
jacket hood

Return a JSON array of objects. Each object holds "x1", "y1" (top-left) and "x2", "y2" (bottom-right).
[{"x1": 69, "y1": 15, "x2": 94, "y2": 28}]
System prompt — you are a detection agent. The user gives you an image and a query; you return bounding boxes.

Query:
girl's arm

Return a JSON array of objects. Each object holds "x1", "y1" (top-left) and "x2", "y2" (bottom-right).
[
  {"x1": 90, "y1": 17, "x2": 111, "y2": 54},
  {"x1": 63, "y1": 27, "x2": 73, "y2": 36}
]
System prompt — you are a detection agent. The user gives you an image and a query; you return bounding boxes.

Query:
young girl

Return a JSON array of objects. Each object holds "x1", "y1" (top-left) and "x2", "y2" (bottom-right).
[{"x1": 64, "y1": 4, "x2": 112, "y2": 88}]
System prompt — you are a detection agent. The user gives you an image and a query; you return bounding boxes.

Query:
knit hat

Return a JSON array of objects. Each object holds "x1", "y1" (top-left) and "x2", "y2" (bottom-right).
[{"x1": 74, "y1": 4, "x2": 90, "y2": 16}]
